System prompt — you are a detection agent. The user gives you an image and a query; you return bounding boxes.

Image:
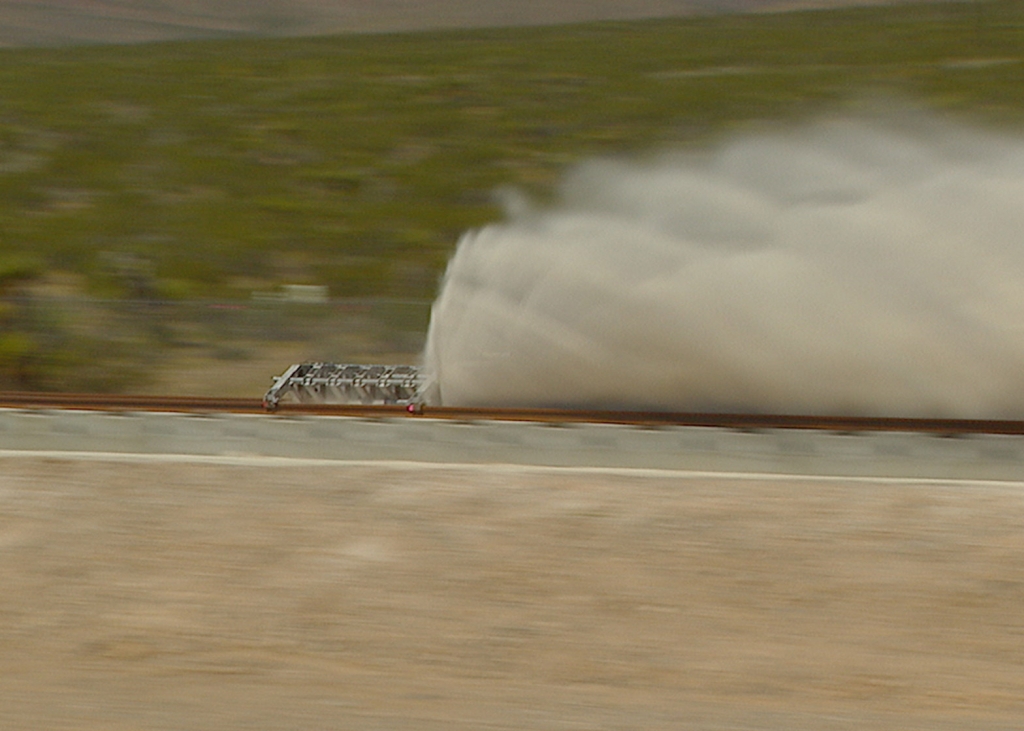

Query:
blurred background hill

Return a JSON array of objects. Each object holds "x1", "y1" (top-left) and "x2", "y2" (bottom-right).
[
  {"x1": 0, "y1": 0, "x2": 945, "y2": 47},
  {"x1": 0, "y1": 0, "x2": 1020, "y2": 395}
]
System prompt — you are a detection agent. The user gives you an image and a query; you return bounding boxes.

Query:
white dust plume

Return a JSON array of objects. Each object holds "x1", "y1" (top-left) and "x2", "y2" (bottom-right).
[{"x1": 423, "y1": 113, "x2": 1024, "y2": 417}]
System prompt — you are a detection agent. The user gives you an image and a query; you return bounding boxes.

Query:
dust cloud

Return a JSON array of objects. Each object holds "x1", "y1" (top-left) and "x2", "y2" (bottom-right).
[{"x1": 423, "y1": 111, "x2": 1024, "y2": 417}]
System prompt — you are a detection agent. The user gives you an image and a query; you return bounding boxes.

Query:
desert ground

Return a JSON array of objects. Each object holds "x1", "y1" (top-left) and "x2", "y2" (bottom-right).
[{"x1": 2, "y1": 454, "x2": 1024, "y2": 729}]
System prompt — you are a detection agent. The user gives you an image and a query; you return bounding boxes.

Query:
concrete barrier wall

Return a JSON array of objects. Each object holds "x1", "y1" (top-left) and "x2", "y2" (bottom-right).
[{"x1": 2, "y1": 408, "x2": 1024, "y2": 481}]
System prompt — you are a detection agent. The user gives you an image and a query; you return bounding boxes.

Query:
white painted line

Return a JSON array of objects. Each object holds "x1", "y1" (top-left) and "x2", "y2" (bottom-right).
[{"x1": 3, "y1": 449, "x2": 1024, "y2": 488}]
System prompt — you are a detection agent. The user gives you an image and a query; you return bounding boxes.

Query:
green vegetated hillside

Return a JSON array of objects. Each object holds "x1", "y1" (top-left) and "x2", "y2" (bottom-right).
[
  {"x1": 4, "y1": 0, "x2": 1024, "y2": 300},
  {"x1": 2, "y1": 0, "x2": 1024, "y2": 391}
]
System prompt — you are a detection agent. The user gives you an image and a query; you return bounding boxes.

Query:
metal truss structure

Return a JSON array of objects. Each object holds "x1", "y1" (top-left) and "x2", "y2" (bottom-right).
[{"x1": 263, "y1": 363, "x2": 424, "y2": 410}]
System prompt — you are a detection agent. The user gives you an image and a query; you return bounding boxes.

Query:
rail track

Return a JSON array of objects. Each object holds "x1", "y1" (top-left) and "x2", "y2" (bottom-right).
[{"x1": 3, "y1": 391, "x2": 1024, "y2": 435}]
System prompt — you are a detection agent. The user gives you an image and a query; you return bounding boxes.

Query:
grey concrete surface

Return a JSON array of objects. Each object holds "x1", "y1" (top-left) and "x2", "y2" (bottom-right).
[{"x1": 2, "y1": 407, "x2": 1024, "y2": 480}]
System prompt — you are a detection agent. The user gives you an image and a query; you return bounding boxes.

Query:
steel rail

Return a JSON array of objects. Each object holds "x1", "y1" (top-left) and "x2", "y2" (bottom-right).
[{"x1": 3, "y1": 391, "x2": 1024, "y2": 435}]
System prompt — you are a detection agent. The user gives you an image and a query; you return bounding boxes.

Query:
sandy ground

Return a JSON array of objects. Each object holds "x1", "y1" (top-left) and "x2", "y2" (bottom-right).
[{"x1": 2, "y1": 456, "x2": 1024, "y2": 730}]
